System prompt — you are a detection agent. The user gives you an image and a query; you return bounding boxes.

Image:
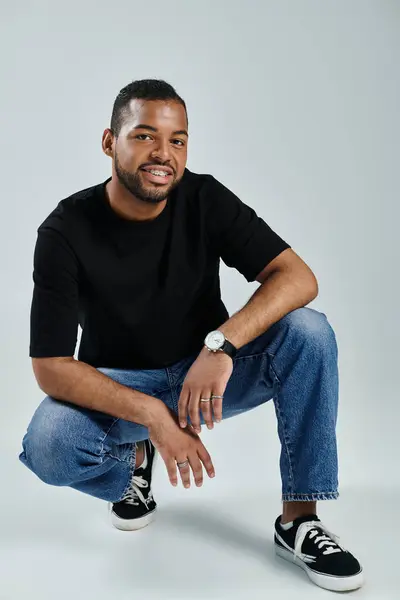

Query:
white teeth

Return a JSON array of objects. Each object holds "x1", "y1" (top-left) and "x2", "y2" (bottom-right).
[{"x1": 149, "y1": 169, "x2": 168, "y2": 177}]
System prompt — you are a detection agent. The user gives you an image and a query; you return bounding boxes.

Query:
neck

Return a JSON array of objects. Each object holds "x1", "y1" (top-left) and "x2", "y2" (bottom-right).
[{"x1": 105, "y1": 177, "x2": 167, "y2": 222}]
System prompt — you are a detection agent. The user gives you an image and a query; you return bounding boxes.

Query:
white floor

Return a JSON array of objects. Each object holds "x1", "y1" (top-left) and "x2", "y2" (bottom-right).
[
  {"x1": 3, "y1": 392, "x2": 398, "y2": 599},
  {"x1": 2, "y1": 455, "x2": 398, "y2": 600}
]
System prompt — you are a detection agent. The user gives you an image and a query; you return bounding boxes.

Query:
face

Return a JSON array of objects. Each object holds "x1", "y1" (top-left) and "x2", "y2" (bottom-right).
[{"x1": 107, "y1": 99, "x2": 188, "y2": 204}]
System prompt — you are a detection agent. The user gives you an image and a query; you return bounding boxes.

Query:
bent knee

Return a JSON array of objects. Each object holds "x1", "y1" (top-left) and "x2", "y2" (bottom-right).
[
  {"x1": 20, "y1": 434, "x2": 66, "y2": 486},
  {"x1": 19, "y1": 396, "x2": 101, "y2": 486},
  {"x1": 282, "y1": 307, "x2": 337, "y2": 351}
]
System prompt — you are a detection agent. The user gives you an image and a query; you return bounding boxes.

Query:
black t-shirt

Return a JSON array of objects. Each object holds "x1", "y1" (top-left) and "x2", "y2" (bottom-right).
[{"x1": 30, "y1": 168, "x2": 291, "y2": 369}]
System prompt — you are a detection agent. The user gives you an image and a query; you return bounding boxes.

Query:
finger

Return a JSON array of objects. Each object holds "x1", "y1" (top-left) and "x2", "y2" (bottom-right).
[
  {"x1": 200, "y1": 391, "x2": 214, "y2": 430},
  {"x1": 198, "y1": 445, "x2": 215, "y2": 479},
  {"x1": 178, "y1": 386, "x2": 190, "y2": 428},
  {"x1": 187, "y1": 423, "x2": 200, "y2": 437},
  {"x1": 177, "y1": 459, "x2": 191, "y2": 489},
  {"x1": 211, "y1": 385, "x2": 225, "y2": 423},
  {"x1": 165, "y1": 456, "x2": 178, "y2": 487},
  {"x1": 188, "y1": 391, "x2": 202, "y2": 434},
  {"x1": 211, "y1": 396, "x2": 223, "y2": 423},
  {"x1": 188, "y1": 453, "x2": 204, "y2": 487}
]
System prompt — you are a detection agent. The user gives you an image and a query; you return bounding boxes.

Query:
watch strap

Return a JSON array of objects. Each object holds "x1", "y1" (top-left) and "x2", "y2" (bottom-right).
[{"x1": 221, "y1": 338, "x2": 237, "y2": 359}]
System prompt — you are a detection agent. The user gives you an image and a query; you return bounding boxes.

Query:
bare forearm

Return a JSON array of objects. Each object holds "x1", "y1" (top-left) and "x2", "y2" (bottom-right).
[
  {"x1": 32, "y1": 357, "x2": 165, "y2": 427},
  {"x1": 219, "y1": 267, "x2": 318, "y2": 349}
]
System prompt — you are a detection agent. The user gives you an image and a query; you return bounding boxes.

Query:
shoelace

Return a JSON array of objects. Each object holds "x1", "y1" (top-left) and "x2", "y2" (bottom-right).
[
  {"x1": 123, "y1": 475, "x2": 154, "y2": 508},
  {"x1": 294, "y1": 520, "x2": 344, "y2": 559}
]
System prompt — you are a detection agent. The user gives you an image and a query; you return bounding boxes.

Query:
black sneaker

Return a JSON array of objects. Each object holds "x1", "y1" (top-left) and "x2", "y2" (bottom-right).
[
  {"x1": 274, "y1": 514, "x2": 364, "y2": 592},
  {"x1": 110, "y1": 439, "x2": 157, "y2": 531}
]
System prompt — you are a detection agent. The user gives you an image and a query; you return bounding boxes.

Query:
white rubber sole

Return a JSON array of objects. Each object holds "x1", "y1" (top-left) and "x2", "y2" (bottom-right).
[
  {"x1": 275, "y1": 543, "x2": 365, "y2": 592},
  {"x1": 110, "y1": 442, "x2": 158, "y2": 532},
  {"x1": 109, "y1": 504, "x2": 157, "y2": 531}
]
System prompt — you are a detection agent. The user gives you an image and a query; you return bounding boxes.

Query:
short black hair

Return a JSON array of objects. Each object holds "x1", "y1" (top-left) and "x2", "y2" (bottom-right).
[{"x1": 110, "y1": 79, "x2": 187, "y2": 137}]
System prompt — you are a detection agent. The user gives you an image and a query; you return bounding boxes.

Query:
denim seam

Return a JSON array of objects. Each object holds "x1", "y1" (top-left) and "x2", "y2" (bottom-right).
[
  {"x1": 166, "y1": 367, "x2": 179, "y2": 413},
  {"x1": 104, "y1": 451, "x2": 131, "y2": 464},
  {"x1": 283, "y1": 492, "x2": 339, "y2": 501},
  {"x1": 283, "y1": 491, "x2": 339, "y2": 496},
  {"x1": 267, "y1": 352, "x2": 281, "y2": 384},
  {"x1": 274, "y1": 390, "x2": 295, "y2": 494},
  {"x1": 99, "y1": 417, "x2": 121, "y2": 457},
  {"x1": 267, "y1": 352, "x2": 295, "y2": 494}
]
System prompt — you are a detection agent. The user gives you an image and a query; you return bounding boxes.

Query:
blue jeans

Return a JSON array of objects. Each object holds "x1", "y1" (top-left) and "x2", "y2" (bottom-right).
[{"x1": 19, "y1": 307, "x2": 339, "y2": 503}]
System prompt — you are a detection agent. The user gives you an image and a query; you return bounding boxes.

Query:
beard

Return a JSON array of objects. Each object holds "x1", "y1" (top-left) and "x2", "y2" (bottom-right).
[{"x1": 114, "y1": 152, "x2": 180, "y2": 204}]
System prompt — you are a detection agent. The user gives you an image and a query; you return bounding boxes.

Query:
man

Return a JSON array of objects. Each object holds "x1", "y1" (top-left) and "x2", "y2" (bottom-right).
[{"x1": 19, "y1": 79, "x2": 363, "y2": 593}]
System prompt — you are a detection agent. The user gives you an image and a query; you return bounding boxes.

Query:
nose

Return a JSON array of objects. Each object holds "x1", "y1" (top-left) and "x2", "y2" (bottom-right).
[{"x1": 150, "y1": 138, "x2": 171, "y2": 162}]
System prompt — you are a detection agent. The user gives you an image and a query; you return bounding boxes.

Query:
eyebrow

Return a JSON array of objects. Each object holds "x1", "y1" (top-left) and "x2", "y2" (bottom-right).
[{"x1": 132, "y1": 124, "x2": 189, "y2": 137}]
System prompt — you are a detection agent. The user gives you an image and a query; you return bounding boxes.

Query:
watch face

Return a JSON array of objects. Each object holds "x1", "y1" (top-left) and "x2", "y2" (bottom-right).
[{"x1": 205, "y1": 330, "x2": 225, "y2": 351}]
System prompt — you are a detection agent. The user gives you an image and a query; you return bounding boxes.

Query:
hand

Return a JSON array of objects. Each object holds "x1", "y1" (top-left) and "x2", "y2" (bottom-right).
[
  {"x1": 148, "y1": 404, "x2": 215, "y2": 488},
  {"x1": 178, "y1": 347, "x2": 233, "y2": 433}
]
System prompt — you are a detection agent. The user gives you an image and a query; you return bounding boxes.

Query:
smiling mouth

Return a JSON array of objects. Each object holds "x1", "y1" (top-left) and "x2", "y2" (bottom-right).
[{"x1": 140, "y1": 167, "x2": 173, "y2": 185}]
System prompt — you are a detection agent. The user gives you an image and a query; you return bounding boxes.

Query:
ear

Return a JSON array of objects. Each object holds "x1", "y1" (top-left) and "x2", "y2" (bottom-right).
[{"x1": 102, "y1": 128, "x2": 114, "y2": 157}]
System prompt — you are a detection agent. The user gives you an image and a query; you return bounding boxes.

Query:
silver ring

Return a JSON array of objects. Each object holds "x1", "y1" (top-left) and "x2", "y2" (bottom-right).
[
  {"x1": 177, "y1": 460, "x2": 189, "y2": 468},
  {"x1": 200, "y1": 397, "x2": 212, "y2": 402},
  {"x1": 211, "y1": 395, "x2": 224, "y2": 399}
]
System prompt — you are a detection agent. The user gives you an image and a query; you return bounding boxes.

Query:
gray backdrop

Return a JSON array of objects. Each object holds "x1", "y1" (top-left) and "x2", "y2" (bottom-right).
[{"x1": 1, "y1": 1, "x2": 399, "y2": 599}]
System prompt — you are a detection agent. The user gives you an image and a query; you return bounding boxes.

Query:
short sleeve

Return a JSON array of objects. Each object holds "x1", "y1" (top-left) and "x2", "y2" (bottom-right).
[
  {"x1": 205, "y1": 176, "x2": 291, "y2": 282},
  {"x1": 30, "y1": 227, "x2": 79, "y2": 358}
]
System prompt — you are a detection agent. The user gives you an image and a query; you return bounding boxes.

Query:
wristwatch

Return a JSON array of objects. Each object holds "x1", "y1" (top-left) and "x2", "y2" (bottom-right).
[{"x1": 204, "y1": 330, "x2": 237, "y2": 359}]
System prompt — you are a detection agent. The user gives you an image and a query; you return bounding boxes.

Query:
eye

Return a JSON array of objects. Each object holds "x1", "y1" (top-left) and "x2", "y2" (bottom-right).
[
  {"x1": 172, "y1": 139, "x2": 185, "y2": 147},
  {"x1": 135, "y1": 134, "x2": 152, "y2": 140}
]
